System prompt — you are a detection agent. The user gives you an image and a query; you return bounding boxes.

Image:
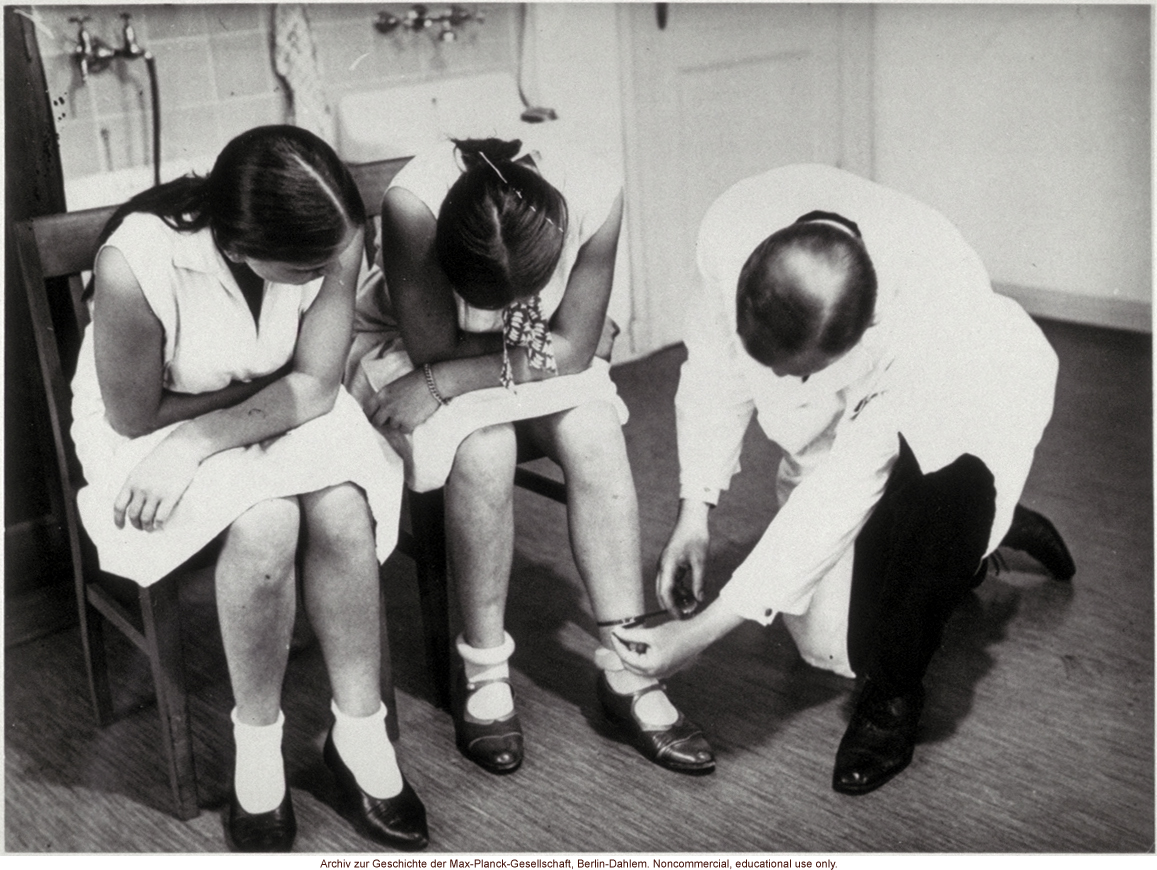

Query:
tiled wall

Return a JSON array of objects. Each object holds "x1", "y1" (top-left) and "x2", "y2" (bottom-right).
[{"x1": 33, "y1": 3, "x2": 519, "y2": 182}]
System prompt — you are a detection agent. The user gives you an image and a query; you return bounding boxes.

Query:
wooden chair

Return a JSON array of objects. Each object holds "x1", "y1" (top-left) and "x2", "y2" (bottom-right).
[{"x1": 14, "y1": 204, "x2": 206, "y2": 819}]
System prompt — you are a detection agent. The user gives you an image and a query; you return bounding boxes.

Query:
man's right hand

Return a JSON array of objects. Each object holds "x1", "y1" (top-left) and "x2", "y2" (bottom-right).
[{"x1": 656, "y1": 500, "x2": 712, "y2": 617}]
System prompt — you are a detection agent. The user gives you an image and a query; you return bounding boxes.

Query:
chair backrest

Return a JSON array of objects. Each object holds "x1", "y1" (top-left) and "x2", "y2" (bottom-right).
[
  {"x1": 349, "y1": 157, "x2": 409, "y2": 221},
  {"x1": 14, "y1": 204, "x2": 118, "y2": 591}
]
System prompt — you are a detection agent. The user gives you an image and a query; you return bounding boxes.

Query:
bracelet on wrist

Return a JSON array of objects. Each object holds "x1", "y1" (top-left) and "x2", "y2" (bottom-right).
[{"x1": 422, "y1": 363, "x2": 449, "y2": 406}]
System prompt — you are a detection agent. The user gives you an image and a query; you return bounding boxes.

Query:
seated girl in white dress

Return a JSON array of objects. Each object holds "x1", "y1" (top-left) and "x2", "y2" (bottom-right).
[
  {"x1": 346, "y1": 133, "x2": 714, "y2": 776},
  {"x1": 72, "y1": 126, "x2": 428, "y2": 851}
]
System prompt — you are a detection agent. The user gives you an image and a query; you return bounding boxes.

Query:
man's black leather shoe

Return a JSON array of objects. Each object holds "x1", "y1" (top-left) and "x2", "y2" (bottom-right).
[
  {"x1": 1000, "y1": 504, "x2": 1076, "y2": 580},
  {"x1": 833, "y1": 681, "x2": 924, "y2": 796}
]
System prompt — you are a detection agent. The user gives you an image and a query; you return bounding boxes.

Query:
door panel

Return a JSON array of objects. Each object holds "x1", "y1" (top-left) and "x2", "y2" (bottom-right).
[{"x1": 620, "y1": 3, "x2": 873, "y2": 353}]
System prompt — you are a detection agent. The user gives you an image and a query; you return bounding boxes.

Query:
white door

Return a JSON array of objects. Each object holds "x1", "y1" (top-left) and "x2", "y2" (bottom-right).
[{"x1": 618, "y1": 3, "x2": 874, "y2": 354}]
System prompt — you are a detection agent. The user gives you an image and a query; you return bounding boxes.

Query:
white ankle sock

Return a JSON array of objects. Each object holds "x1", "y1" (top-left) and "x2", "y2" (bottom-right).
[
  {"x1": 457, "y1": 632, "x2": 515, "y2": 721},
  {"x1": 232, "y1": 708, "x2": 286, "y2": 814},
  {"x1": 331, "y1": 700, "x2": 403, "y2": 799},
  {"x1": 595, "y1": 646, "x2": 678, "y2": 727}
]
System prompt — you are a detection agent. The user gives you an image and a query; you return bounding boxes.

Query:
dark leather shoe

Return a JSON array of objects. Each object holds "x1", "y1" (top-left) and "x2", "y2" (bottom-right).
[
  {"x1": 833, "y1": 681, "x2": 924, "y2": 796},
  {"x1": 323, "y1": 728, "x2": 429, "y2": 851},
  {"x1": 225, "y1": 787, "x2": 296, "y2": 852},
  {"x1": 453, "y1": 671, "x2": 524, "y2": 774},
  {"x1": 596, "y1": 673, "x2": 715, "y2": 775},
  {"x1": 1000, "y1": 504, "x2": 1076, "y2": 580}
]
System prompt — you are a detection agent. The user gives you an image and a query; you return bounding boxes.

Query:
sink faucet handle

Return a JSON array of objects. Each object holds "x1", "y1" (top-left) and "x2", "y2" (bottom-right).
[{"x1": 119, "y1": 12, "x2": 144, "y2": 57}]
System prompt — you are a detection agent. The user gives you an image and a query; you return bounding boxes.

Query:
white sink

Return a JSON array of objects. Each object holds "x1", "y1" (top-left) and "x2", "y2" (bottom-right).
[
  {"x1": 64, "y1": 159, "x2": 210, "y2": 212},
  {"x1": 336, "y1": 71, "x2": 527, "y2": 164}
]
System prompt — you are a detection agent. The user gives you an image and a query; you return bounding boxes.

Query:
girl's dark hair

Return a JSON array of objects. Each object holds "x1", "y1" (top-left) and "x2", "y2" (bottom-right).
[
  {"x1": 434, "y1": 137, "x2": 568, "y2": 310},
  {"x1": 736, "y1": 221, "x2": 877, "y2": 365},
  {"x1": 97, "y1": 125, "x2": 365, "y2": 264}
]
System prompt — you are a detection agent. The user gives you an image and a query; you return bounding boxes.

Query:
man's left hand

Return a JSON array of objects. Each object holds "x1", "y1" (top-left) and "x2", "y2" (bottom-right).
[{"x1": 611, "y1": 619, "x2": 710, "y2": 679}]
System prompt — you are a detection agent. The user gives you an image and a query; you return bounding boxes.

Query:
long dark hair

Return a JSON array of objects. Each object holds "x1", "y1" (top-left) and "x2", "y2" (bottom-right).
[
  {"x1": 434, "y1": 137, "x2": 568, "y2": 310},
  {"x1": 97, "y1": 125, "x2": 365, "y2": 264}
]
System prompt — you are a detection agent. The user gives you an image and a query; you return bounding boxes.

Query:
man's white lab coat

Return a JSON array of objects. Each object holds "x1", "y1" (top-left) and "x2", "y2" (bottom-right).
[{"x1": 677, "y1": 164, "x2": 1058, "y2": 675}]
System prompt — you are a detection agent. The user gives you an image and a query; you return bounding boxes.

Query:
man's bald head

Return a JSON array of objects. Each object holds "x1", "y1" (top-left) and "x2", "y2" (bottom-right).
[{"x1": 736, "y1": 217, "x2": 877, "y2": 376}]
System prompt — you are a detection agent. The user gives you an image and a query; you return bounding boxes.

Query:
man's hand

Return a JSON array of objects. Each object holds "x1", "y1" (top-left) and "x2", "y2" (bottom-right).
[
  {"x1": 611, "y1": 600, "x2": 745, "y2": 679},
  {"x1": 656, "y1": 500, "x2": 711, "y2": 617}
]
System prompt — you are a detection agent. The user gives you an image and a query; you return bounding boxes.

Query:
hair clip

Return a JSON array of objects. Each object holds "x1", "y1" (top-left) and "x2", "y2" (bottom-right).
[{"x1": 477, "y1": 150, "x2": 564, "y2": 234}]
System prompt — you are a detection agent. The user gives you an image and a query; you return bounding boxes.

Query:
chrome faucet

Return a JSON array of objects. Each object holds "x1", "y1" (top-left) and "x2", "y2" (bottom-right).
[
  {"x1": 119, "y1": 13, "x2": 146, "y2": 60},
  {"x1": 70, "y1": 13, "x2": 150, "y2": 81},
  {"x1": 69, "y1": 16, "x2": 116, "y2": 81},
  {"x1": 374, "y1": 5, "x2": 484, "y2": 41}
]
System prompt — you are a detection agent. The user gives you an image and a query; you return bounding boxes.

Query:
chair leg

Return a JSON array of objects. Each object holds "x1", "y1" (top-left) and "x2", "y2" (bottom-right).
[
  {"x1": 139, "y1": 578, "x2": 200, "y2": 820},
  {"x1": 78, "y1": 587, "x2": 115, "y2": 726},
  {"x1": 381, "y1": 586, "x2": 401, "y2": 742},
  {"x1": 407, "y1": 488, "x2": 453, "y2": 711}
]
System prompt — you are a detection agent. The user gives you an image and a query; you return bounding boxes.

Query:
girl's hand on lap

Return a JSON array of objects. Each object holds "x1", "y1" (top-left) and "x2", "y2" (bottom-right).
[
  {"x1": 364, "y1": 368, "x2": 441, "y2": 433},
  {"x1": 114, "y1": 435, "x2": 203, "y2": 531}
]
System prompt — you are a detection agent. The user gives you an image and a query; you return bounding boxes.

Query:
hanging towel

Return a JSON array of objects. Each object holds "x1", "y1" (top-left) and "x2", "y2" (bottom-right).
[{"x1": 272, "y1": 4, "x2": 334, "y2": 142}]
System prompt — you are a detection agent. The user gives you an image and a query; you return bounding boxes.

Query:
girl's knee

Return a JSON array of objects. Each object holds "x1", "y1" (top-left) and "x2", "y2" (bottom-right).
[
  {"x1": 222, "y1": 498, "x2": 300, "y2": 583},
  {"x1": 302, "y1": 483, "x2": 375, "y2": 555},
  {"x1": 452, "y1": 423, "x2": 516, "y2": 486},
  {"x1": 551, "y1": 403, "x2": 628, "y2": 475}
]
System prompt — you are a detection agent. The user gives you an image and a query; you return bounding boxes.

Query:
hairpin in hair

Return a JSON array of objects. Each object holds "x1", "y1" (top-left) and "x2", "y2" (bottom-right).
[
  {"x1": 477, "y1": 150, "x2": 564, "y2": 234},
  {"x1": 479, "y1": 151, "x2": 509, "y2": 186}
]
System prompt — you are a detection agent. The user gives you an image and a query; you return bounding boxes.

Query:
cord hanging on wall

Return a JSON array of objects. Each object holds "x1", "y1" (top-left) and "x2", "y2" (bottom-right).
[{"x1": 515, "y1": 3, "x2": 557, "y2": 123}]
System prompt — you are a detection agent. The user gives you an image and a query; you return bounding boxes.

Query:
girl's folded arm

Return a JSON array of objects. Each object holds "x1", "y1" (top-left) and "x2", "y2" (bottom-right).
[
  {"x1": 542, "y1": 189, "x2": 623, "y2": 376},
  {"x1": 174, "y1": 226, "x2": 365, "y2": 462},
  {"x1": 423, "y1": 191, "x2": 625, "y2": 399},
  {"x1": 95, "y1": 248, "x2": 299, "y2": 437},
  {"x1": 381, "y1": 186, "x2": 503, "y2": 367}
]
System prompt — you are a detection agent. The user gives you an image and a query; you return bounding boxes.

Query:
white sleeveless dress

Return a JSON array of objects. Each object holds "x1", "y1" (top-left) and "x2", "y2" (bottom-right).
[
  {"x1": 346, "y1": 130, "x2": 628, "y2": 492},
  {"x1": 71, "y1": 213, "x2": 404, "y2": 585}
]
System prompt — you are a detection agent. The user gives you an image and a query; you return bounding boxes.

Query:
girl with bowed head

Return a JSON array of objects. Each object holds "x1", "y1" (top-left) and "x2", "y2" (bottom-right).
[
  {"x1": 347, "y1": 132, "x2": 715, "y2": 778},
  {"x1": 73, "y1": 126, "x2": 428, "y2": 851}
]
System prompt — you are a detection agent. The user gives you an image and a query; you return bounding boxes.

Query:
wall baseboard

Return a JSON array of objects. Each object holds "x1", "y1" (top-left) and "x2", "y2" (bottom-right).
[{"x1": 995, "y1": 283, "x2": 1152, "y2": 334}]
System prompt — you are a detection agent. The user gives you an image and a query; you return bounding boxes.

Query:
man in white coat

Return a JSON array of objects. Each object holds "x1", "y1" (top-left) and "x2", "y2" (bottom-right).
[{"x1": 613, "y1": 164, "x2": 1074, "y2": 795}]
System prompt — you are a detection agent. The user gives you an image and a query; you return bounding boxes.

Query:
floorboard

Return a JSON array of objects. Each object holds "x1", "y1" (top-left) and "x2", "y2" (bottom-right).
[{"x1": 4, "y1": 319, "x2": 1152, "y2": 853}]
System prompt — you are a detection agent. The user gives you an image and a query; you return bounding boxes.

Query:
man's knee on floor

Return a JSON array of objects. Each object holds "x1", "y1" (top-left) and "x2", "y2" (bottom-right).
[{"x1": 892, "y1": 453, "x2": 996, "y2": 574}]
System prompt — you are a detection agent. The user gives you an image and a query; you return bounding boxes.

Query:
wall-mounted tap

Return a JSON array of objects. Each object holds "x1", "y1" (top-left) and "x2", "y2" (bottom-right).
[
  {"x1": 70, "y1": 13, "x2": 151, "y2": 81},
  {"x1": 69, "y1": 16, "x2": 116, "y2": 81},
  {"x1": 119, "y1": 13, "x2": 148, "y2": 60},
  {"x1": 374, "y1": 5, "x2": 484, "y2": 42}
]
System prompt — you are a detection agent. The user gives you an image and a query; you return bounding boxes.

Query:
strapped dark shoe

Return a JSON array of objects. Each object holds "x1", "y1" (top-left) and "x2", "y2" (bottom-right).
[
  {"x1": 596, "y1": 673, "x2": 715, "y2": 775},
  {"x1": 999, "y1": 504, "x2": 1076, "y2": 581},
  {"x1": 832, "y1": 680, "x2": 924, "y2": 796},
  {"x1": 225, "y1": 787, "x2": 296, "y2": 852},
  {"x1": 323, "y1": 727, "x2": 429, "y2": 851},
  {"x1": 453, "y1": 671, "x2": 524, "y2": 775}
]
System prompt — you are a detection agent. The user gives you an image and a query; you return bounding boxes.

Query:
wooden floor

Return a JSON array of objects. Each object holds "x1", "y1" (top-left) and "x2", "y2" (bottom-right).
[{"x1": 4, "y1": 319, "x2": 1153, "y2": 853}]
